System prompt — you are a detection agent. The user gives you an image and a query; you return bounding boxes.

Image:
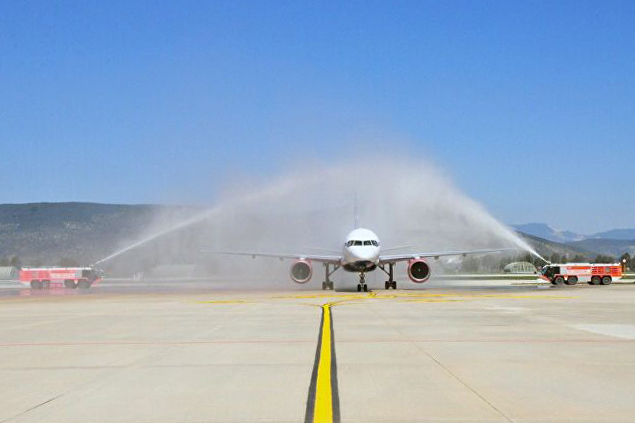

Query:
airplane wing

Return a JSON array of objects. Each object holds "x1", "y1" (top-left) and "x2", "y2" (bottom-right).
[
  {"x1": 202, "y1": 250, "x2": 342, "y2": 264},
  {"x1": 379, "y1": 248, "x2": 514, "y2": 265}
]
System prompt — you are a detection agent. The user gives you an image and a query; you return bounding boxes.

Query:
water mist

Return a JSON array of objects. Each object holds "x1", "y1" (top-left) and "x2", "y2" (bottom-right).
[{"x1": 96, "y1": 156, "x2": 545, "y2": 283}]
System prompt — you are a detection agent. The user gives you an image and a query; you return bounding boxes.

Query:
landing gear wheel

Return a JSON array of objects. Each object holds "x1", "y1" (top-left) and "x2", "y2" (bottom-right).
[
  {"x1": 322, "y1": 282, "x2": 327, "y2": 290},
  {"x1": 392, "y1": 281, "x2": 397, "y2": 289},
  {"x1": 601, "y1": 276, "x2": 612, "y2": 285},
  {"x1": 385, "y1": 281, "x2": 390, "y2": 290},
  {"x1": 590, "y1": 276, "x2": 601, "y2": 285},
  {"x1": 358, "y1": 273, "x2": 367, "y2": 293},
  {"x1": 329, "y1": 281, "x2": 334, "y2": 290}
]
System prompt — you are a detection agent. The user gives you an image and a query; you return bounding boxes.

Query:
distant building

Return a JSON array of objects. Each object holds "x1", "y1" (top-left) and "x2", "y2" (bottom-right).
[{"x1": 503, "y1": 262, "x2": 537, "y2": 274}]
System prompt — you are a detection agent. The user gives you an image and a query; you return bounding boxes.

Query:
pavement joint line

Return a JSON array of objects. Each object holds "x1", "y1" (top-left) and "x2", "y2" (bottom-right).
[
  {"x1": 0, "y1": 340, "x2": 317, "y2": 347},
  {"x1": 365, "y1": 301, "x2": 517, "y2": 423},
  {"x1": 1, "y1": 337, "x2": 631, "y2": 348},
  {"x1": 0, "y1": 318, "x2": 193, "y2": 422},
  {"x1": 0, "y1": 393, "x2": 64, "y2": 423},
  {"x1": 197, "y1": 300, "x2": 251, "y2": 304},
  {"x1": 407, "y1": 340, "x2": 517, "y2": 423},
  {"x1": 305, "y1": 303, "x2": 340, "y2": 423}
]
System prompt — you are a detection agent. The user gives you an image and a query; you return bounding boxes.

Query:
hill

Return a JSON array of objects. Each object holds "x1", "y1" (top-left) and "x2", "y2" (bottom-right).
[
  {"x1": 0, "y1": 202, "x2": 625, "y2": 271},
  {"x1": 512, "y1": 222, "x2": 635, "y2": 258},
  {"x1": 511, "y1": 223, "x2": 585, "y2": 243},
  {"x1": 515, "y1": 232, "x2": 596, "y2": 260},
  {"x1": 0, "y1": 203, "x2": 175, "y2": 265},
  {"x1": 590, "y1": 229, "x2": 635, "y2": 240},
  {"x1": 567, "y1": 238, "x2": 635, "y2": 258}
]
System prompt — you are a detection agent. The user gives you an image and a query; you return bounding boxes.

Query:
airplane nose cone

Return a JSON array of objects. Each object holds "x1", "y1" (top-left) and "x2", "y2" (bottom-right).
[{"x1": 355, "y1": 248, "x2": 378, "y2": 261}]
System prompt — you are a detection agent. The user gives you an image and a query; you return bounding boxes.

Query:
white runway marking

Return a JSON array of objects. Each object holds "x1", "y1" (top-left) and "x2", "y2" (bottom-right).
[{"x1": 571, "y1": 324, "x2": 635, "y2": 340}]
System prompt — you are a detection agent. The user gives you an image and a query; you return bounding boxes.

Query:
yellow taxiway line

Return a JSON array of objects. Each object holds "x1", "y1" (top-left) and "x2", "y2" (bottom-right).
[{"x1": 305, "y1": 303, "x2": 340, "y2": 423}]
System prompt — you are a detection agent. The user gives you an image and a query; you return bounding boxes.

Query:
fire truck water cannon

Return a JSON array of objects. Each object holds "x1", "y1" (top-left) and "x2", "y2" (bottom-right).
[{"x1": 540, "y1": 263, "x2": 622, "y2": 286}]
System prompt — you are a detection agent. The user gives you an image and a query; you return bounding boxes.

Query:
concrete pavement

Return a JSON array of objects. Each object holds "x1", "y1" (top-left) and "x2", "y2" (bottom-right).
[{"x1": 0, "y1": 280, "x2": 634, "y2": 422}]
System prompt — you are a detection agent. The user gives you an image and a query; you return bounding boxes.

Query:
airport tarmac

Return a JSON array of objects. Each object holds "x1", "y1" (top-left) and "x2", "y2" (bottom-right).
[{"x1": 0, "y1": 278, "x2": 634, "y2": 423}]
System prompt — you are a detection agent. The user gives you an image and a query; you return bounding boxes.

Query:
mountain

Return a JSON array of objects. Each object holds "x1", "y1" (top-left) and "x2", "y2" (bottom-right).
[
  {"x1": 512, "y1": 222, "x2": 635, "y2": 258},
  {"x1": 567, "y1": 239, "x2": 635, "y2": 258},
  {"x1": 590, "y1": 229, "x2": 635, "y2": 240},
  {"x1": 0, "y1": 202, "x2": 195, "y2": 266},
  {"x1": 513, "y1": 223, "x2": 635, "y2": 242},
  {"x1": 511, "y1": 223, "x2": 585, "y2": 243},
  {"x1": 1, "y1": 204, "x2": 630, "y2": 270},
  {"x1": 515, "y1": 232, "x2": 596, "y2": 260}
]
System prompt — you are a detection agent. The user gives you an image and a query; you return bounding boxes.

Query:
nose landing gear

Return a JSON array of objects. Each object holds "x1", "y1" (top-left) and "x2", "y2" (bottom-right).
[{"x1": 357, "y1": 272, "x2": 368, "y2": 292}]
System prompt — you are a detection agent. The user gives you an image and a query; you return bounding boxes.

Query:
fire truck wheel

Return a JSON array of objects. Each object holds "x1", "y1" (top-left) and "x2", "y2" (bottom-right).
[
  {"x1": 30, "y1": 281, "x2": 42, "y2": 290},
  {"x1": 77, "y1": 280, "x2": 91, "y2": 289},
  {"x1": 601, "y1": 276, "x2": 612, "y2": 285},
  {"x1": 590, "y1": 276, "x2": 601, "y2": 285},
  {"x1": 565, "y1": 276, "x2": 578, "y2": 286},
  {"x1": 553, "y1": 276, "x2": 565, "y2": 285},
  {"x1": 64, "y1": 280, "x2": 76, "y2": 289}
]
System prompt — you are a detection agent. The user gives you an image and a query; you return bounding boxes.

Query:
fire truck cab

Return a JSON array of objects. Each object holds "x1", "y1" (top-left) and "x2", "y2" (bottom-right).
[
  {"x1": 20, "y1": 267, "x2": 101, "y2": 290},
  {"x1": 540, "y1": 263, "x2": 622, "y2": 286}
]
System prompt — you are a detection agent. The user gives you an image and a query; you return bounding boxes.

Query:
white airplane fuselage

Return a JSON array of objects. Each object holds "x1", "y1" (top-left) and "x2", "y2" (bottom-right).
[
  {"x1": 341, "y1": 228, "x2": 381, "y2": 272},
  {"x1": 205, "y1": 221, "x2": 509, "y2": 291}
]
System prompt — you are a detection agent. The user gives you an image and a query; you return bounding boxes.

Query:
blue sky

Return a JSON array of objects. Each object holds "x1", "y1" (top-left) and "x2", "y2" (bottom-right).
[{"x1": 1, "y1": 0, "x2": 633, "y2": 233}]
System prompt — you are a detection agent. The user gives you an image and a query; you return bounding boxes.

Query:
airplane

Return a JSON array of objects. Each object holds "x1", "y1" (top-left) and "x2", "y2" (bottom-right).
[{"x1": 204, "y1": 225, "x2": 512, "y2": 291}]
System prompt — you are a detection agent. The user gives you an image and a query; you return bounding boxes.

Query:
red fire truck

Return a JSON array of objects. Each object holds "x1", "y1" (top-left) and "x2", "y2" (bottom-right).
[
  {"x1": 540, "y1": 263, "x2": 622, "y2": 286},
  {"x1": 19, "y1": 267, "x2": 101, "y2": 289}
]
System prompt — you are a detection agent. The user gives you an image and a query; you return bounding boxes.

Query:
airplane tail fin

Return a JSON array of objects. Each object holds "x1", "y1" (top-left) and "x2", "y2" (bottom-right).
[{"x1": 354, "y1": 192, "x2": 360, "y2": 228}]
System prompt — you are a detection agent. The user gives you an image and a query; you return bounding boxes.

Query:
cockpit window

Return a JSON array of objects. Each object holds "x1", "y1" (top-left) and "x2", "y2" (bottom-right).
[{"x1": 347, "y1": 240, "x2": 379, "y2": 247}]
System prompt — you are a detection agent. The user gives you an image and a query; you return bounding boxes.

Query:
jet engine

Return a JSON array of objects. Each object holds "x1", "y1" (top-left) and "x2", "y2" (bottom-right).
[
  {"x1": 290, "y1": 260, "x2": 312, "y2": 284},
  {"x1": 408, "y1": 259, "x2": 431, "y2": 283}
]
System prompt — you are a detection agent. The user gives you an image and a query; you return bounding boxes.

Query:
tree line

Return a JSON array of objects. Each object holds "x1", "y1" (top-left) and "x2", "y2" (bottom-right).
[
  {"x1": 513, "y1": 252, "x2": 634, "y2": 270},
  {"x1": 457, "y1": 251, "x2": 635, "y2": 274}
]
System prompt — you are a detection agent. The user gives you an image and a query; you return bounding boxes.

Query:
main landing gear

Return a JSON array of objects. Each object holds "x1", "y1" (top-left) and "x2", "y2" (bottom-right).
[
  {"x1": 357, "y1": 272, "x2": 368, "y2": 292},
  {"x1": 322, "y1": 263, "x2": 339, "y2": 290},
  {"x1": 380, "y1": 263, "x2": 397, "y2": 290}
]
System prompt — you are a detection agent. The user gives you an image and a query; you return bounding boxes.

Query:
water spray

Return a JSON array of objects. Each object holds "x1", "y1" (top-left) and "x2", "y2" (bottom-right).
[
  {"x1": 91, "y1": 156, "x2": 550, "y2": 276},
  {"x1": 92, "y1": 208, "x2": 220, "y2": 266},
  {"x1": 91, "y1": 176, "x2": 305, "y2": 266},
  {"x1": 498, "y1": 231, "x2": 550, "y2": 264}
]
